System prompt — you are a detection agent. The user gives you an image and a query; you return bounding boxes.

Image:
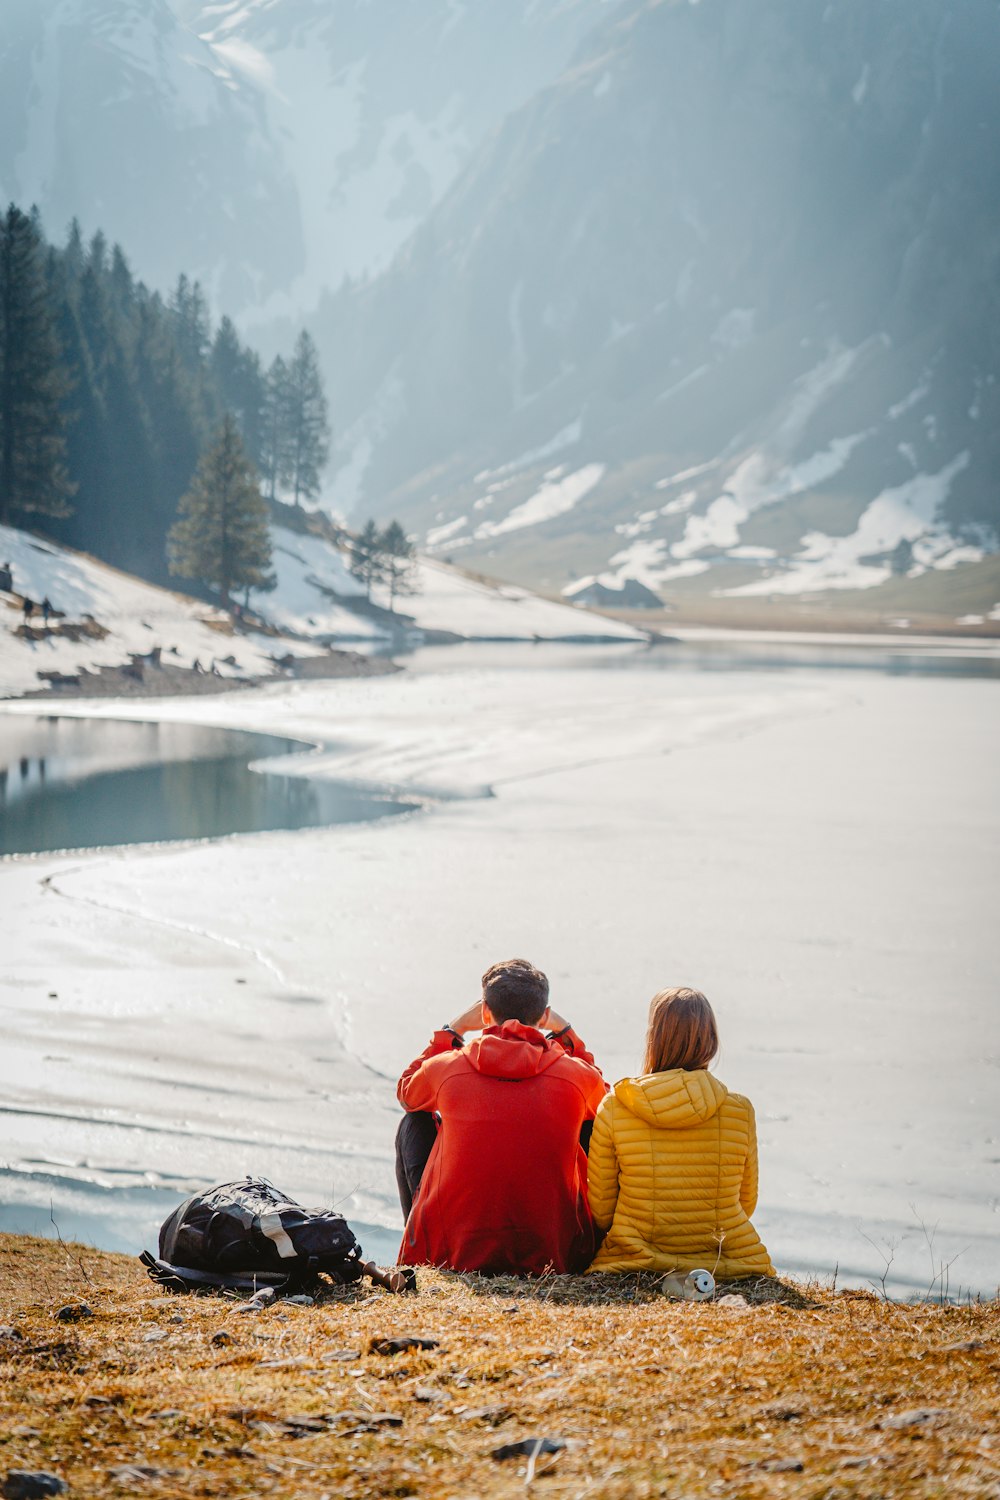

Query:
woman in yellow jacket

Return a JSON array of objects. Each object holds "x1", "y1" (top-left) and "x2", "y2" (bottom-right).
[{"x1": 587, "y1": 987, "x2": 773, "y2": 1278}]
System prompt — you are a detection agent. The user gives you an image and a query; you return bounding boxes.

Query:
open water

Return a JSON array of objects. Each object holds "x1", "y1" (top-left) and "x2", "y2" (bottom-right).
[{"x1": 0, "y1": 716, "x2": 416, "y2": 856}]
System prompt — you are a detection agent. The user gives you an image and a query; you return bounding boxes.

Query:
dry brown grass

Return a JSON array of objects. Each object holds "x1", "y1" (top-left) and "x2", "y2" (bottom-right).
[{"x1": 1, "y1": 1234, "x2": 998, "y2": 1499}]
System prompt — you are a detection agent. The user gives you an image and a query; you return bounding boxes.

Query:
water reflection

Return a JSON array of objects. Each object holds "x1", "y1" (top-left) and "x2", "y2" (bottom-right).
[{"x1": 0, "y1": 716, "x2": 416, "y2": 856}]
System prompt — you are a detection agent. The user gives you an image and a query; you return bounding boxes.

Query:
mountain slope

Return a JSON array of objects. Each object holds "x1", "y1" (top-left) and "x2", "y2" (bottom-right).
[
  {"x1": 0, "y1": 0, "x2": 300, "y2": 309},
  {"x1": 185, "y1": 0, "x2": 610, "y2": 327},
  {"x1": 0, "y1": 520, "x2": 643, "y2": 697},
  {"x1": 1, "y1": 0, "x2": 608, "y2": 326},
  {"x1": 316, "y1": 0, "x2": 1000, "y2": 600}
]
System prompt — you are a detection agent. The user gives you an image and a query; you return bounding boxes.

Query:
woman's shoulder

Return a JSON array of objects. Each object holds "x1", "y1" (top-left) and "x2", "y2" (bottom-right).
[
  {"x1": 595, "y1": 1088, "x2": 619, "y2": 1118},
  {"x1": 718, "y1": 1086, "x2": 756, "y2": 1120}
]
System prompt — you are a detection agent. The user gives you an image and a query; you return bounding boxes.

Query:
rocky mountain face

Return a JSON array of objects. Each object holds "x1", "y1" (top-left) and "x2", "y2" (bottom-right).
[
  {"x1": 1, "y1": 0, "x2": 604, "y2": 329},
  {"x1": 185, "y1": 0, "x2": 611, "y2": 326},
  {"x1": 317, "y1": 0, "x2": 1000, "y2": 600},
  {"x1": 4, "y1": 0, "x2": 997, "y2": 604},
  {"x1": 0, "y1": 0, "x2": 300, "y2": 310}
]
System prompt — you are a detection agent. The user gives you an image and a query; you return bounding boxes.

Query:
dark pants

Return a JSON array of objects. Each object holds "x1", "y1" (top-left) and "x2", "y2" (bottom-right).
[
  {"x1": 395, "y1": 1111, "x2": 439, "y2": 1219},
  {"x1": 394, "y1": 1111, "x2": 594, "y2": 1220}
]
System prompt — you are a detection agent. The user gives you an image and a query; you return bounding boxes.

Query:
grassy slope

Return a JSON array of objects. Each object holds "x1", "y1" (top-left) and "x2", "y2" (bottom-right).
[
  {"x1": 457, "y1": 552, "x2": 1000, "y2": 638},
  {"x1": 1, "y1": 1235, "x2": 998, "y2": 1499}
]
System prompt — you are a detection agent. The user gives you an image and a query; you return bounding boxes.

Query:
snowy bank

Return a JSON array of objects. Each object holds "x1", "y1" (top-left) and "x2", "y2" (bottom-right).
[
  {"x1": 0, "y1": 522, "x2": 645, "y2": 700},
  {"x1": 0, "y1": 524, "x2": 315, "y2": 700}
]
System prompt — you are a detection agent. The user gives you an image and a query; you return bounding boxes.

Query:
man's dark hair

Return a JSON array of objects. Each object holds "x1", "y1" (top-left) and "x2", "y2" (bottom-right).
[{"x1": 481, "y1": 958, "x2": 550, "y2": 1026}]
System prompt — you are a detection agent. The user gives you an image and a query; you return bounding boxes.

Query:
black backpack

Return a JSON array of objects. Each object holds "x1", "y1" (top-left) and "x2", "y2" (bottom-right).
[{"x1": 141, "y1": 1177, "x2": 369, "y2": 1296}]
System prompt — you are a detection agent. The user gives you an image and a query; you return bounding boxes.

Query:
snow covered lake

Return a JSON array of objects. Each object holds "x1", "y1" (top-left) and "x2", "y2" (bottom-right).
[{"x1": 1, "y1": 641, "x2": 997, "y2": 1294}]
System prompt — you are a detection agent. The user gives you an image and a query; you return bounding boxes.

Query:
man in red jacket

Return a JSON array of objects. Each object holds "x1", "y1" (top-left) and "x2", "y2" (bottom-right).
[{"x1": 395, "y1": 958, "x2": 606, "y2": 1275}]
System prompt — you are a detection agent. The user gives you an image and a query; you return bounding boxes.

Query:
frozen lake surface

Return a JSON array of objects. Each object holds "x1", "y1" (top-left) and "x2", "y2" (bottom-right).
[{"x1": 1, "y1": 640, "x2": 997, "y2": 1293}]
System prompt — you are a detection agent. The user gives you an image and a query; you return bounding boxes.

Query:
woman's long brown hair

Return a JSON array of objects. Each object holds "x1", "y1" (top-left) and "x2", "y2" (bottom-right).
[{"x1": 642, "y1": 987, "x2": 718, "y2": 1073}]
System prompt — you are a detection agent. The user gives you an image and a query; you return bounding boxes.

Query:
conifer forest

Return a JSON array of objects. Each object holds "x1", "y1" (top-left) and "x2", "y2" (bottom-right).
[{"x1": 0, "y1": 203, "x2": 330, "y2": 587}]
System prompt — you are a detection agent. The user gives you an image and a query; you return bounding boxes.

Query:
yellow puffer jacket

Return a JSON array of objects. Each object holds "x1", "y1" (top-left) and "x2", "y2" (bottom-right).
[{"x1": 586, "y1": 1069, "x2": 774, "y2": 1278}]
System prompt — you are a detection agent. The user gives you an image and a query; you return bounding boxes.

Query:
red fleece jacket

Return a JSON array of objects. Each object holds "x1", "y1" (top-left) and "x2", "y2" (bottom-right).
[{"x1": 397, "y1": 1020, "x2": 607, "y2": 1275}]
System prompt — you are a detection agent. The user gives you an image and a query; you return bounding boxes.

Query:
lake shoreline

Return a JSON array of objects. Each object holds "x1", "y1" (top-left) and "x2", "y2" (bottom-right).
[{"x1": 6, "y1": 619, "x2": 1000, "y2": 705}]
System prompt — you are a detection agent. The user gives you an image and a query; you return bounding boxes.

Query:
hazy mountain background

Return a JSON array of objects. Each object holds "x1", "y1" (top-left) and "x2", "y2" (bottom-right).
[{"x1": 3, "y1": 0, "x2": 998, "y2": 612}]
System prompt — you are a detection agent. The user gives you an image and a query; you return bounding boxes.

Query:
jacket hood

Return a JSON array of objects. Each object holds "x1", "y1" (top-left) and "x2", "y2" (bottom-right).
[
  {"x1": 614, "y1": 1069, "x2": 728, "y2": 1128},
  {"x1": 465, "y1": 1020, "x2": 567, "y2": 1080}
]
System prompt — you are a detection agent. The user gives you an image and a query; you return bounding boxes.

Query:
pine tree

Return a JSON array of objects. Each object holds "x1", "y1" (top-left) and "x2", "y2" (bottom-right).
[
  {"x1": 87, "y1": 229, "x2": 108, "y2": 278},
  {"x1": 108, "y1": 244, "x2": 137, "y2": 322},
  {"x1": 167, "y1": 414, "x2": 274, "y2": 609},
  {"x1": 380, "y1": 519, "x2": 418, "y2": 613},
  {"x1": 284, "y1": 329, "x2": 330, "y2": 503},
  {"x1": 261, "y1": 354, "x2": 291, "y2": 501},
  {"x1": 0, "y1": 204, "x2": 75, "y2": 526},
  {"x1": 348, "y1": 517, "x2": 386, "y2": 600},
  {"x1": 169, "y1": 273, "x2": 211, "y2": 373},
  {"x1": 134, "y1": 294, "x2": 208, "y2": 573},
  {"x1": 211, "y1": 316, "x2": 266, "y2": 472},
  {"x1": 63, "y1": 218, "x2": 85, "y2": 281}
]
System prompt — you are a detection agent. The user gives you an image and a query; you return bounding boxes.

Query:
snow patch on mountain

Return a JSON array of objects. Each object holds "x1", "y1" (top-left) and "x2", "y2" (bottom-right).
[
  {"x1": 474, "y1": 464, "x2": 605, "y2": 541},
  {"x1": 425, "y1": 517, "x2": 469, "y2": 550},
  {"x1": 726, "y1": 454, "x2": 972, "y2": 596},
  {"x1": 567, "y1": 540, "x2": 710, "y2": 596}
]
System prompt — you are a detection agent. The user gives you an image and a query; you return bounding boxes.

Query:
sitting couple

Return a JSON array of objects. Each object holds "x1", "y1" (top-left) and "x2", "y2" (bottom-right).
[{"x1": 395, "y1": 958, "x2": 773, "y2": 1278}]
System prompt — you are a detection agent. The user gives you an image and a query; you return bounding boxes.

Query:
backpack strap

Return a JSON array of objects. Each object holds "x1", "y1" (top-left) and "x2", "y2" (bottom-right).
[
  {"x1": 140, "y1": 1251, "x2": 295, "y2": 1295},
  {"x1": 257, "y1": 1211, "x2": 299, "y2": 1259}
]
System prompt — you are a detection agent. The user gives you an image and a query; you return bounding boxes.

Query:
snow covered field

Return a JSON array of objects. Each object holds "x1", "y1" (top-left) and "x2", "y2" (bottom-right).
[
  {"x1": 0, "y1": 524, "x2": 296, "y2": 697},
  {"x1": 0, "y1": 523, "x2": 641, "y2": 702},
  {"x1": 1, "y1": 646, "x2": 998, "y2": 1296}
]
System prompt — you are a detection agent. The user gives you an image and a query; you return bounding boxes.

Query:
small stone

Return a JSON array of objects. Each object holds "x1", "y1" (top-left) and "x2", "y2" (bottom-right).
[
  {"x1": 168, "y1": 1314, "x2": 184, "y2": 1325},
  {"x1": 0, "y1": 1327, "x2": 23, "y2": 1341},
  {"x1": 281, "y1": 1415, "x2": 328, "y2": 1434},
  {"x1": 412, "y1": 1387, "x2": 444, "y2": 1403},
  {"x1": 369, "y1": 1335, "x2": 439, "y2": 1356},
  {"x1": 333, "y1": 1412, "x2": 402, "y2": 1435},
  {"x1": 879, "y1": 1407, "x2": 948, "y2": 1431},
  {"x1": 491, "y1": 1437, "x2": 565, "y2": 1463},
  {"x1": 462, "y1": 1406, "x2": 510, "y2": 1426},
  {"x1": 142, "y1": 1330, "x2": 168, "y2": 1343},
  {"x1": 211, "y1": 1330, "x2": 234, "y2": 1347},
  {"x1": 758, "y1": 1458, "x2": 804, "y2": 1472},
  {"x1": 149, "y1": 1410, "x2": 182, "y2": 1420},
  {"x1": 107, "y1": 1466, "x2": 162, "y2": 1484},
  {"x1": 761, "y1": 1404, "x2": 804, "y2": 1422},
  {"x1": 282, "y1": 1294, "x2": 314, "y2": 1306},
  {"x1": 718, "y1": 1293, "x2": 749, "y2": 1308},
  {"x1": 2, "y1": 1475, "x2": 68, "y2": 1500},
  {"x1": 54, "y1": 1304, "x2": 93, "y2": 1323},
  {"x1": 83, "y1": 1397, "x2": 114, "y2": 1409},
  {"x1": 321, "y1": 1348, "x2": 361, "y2": 1362},
  {"x1": 839, "y1": 1456, "x2": 875, "y2": 1470},
  {"x1": 244, "y1": 1286, "x2": 277, "y2": 1308}
]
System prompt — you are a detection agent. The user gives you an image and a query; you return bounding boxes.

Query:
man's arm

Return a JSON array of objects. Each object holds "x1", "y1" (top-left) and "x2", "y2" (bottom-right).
[
  {"x1": 397, "y1": 1032, "x2": 462, "y2": 1112},
  {"x1": 544, "y1": 1007, "x2": 601, "y2": 1068}
]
